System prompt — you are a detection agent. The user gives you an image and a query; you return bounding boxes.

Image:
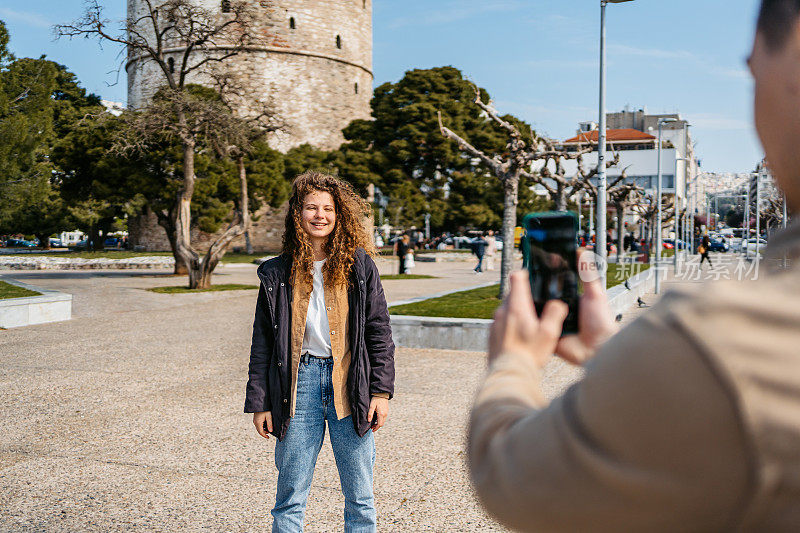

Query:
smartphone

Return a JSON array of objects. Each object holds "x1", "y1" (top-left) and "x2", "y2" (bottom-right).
[{"x1": 523, "y1": 212, "x2": 580, "y2": 335}]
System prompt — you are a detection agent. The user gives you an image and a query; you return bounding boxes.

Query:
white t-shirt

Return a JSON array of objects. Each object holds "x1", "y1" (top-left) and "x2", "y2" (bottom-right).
[{"x1": 301, "y1": 259, "x2": 332, "y2": 358}]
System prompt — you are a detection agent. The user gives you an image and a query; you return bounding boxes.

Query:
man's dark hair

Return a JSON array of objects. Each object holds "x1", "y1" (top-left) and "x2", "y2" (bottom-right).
[{"x1": 759, "y1": 0, "x2": 800, "y2": 50}]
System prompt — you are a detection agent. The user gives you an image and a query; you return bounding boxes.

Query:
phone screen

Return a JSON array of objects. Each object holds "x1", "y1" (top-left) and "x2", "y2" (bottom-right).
[{"x1": 524, "y1": 212, "x2": 579, "y2": 335}]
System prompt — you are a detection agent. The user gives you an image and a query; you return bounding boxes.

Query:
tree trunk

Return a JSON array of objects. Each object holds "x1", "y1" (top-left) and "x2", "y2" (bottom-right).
[
  {"x1": 554, "y1": 183, "x2": 567, "y2": 211},
  {"x1": 89, "y1": 224, "x2": 103, "y2": 251},
  {"x1": 244, "y1": 230, "x2": 253, "y2": 255},
  {"x1": 174, "y1": 134, "x2": 200, "y2": 288},
  {"x1": 615, "y1": 203, "x2": 625, "y2": 263},
  {"x1": 194, "y1": 154, "x2": 252, "y2": 289},
  {"x1": 156, "y1": 210, "x2": 188, "y2": 275},
  {"x1": 499, "y1": 173, "x2": 520, "y2": 298},
  {"x1": 36, "y1": 234, "x2": 51, "y2": 250}
]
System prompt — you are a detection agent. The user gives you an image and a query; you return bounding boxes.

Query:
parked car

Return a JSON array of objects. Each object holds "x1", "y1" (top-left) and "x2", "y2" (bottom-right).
[
  {"x1": 742, "y1": 238, "x2": 768, "y2": 253},
  {"x1": 453, "y1": 236, "x2": 473, "y2": 249},
  {"x1": 663, "y1": 238, "x2": 689, "y2": 250},
  {"x1": 49, "y1": 238, "x2": 63, "y2": 248},
  {"x1": 494, "y1": 236, "x2": 504, "y2": 251},
  {"x1": 104, "y1": 237, "x2": 122, "y2": 248},
  {"x1": 5, "y1": 238, "x2": 36, "y2": 248},
  {"x1": 707, "y1": 239, "x2": 729, "y2": 253}
]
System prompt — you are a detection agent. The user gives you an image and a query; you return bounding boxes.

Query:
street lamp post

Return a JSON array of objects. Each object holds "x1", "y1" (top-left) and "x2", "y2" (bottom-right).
[
  {"x1": 674, "y1": 156, "x2": 689, "y2": 270},
  {"x1": 597, "y1": 0, "x2": 634, "y2": 289},
  {"x1": 655, "y1": 117, "x2": 676, "y2": 295}
]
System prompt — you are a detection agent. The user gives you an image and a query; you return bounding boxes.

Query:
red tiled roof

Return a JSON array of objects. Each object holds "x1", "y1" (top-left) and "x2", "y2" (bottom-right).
[{"x1": 563, "y1": 128, "x2": 657, "y2": 144}]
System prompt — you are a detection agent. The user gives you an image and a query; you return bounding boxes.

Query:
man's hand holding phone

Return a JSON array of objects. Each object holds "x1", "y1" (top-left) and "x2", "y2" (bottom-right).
[
  {"x1": 489, "y1": 271, "x2": 568, "y2": 367},
  {"x1": 489, "y1": 255, "x2": 617, "y2": 368},
  {"x1": 556, "y1": 253, "x2": 618, "y2": 365}
]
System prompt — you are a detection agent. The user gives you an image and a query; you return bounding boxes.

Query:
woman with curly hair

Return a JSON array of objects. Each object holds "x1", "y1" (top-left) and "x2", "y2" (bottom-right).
[{"x1": 244, "y1": 171, "x2": 395, "y2": 532}]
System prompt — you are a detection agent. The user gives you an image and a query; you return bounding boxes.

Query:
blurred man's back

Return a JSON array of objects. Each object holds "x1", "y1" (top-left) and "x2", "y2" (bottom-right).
[{"x1": 467, "y1": 1, "x2": 800, "y2": 530}]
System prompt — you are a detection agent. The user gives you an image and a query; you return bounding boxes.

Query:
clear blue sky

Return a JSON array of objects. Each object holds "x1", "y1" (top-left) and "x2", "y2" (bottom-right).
[{"x1": 2, "y1": 0, "x2": 763, "y2": 173}]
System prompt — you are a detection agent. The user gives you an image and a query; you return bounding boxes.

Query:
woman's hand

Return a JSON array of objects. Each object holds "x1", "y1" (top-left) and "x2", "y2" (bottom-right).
[
  {"x1": 367, "y1": 397, "x2": 389, "y2": 432},
  {"x1": 253, "y1": 411, "x2": 273, "y2": 439}
]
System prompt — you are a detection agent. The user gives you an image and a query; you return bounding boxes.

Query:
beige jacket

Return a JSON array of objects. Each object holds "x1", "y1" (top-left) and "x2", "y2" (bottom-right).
[
  {"x1": 469, "y1": 221, "x2": 800, "y2": 532},
  {"x1": 289, "y1": 272, "x2": 389, "y2": 420}
]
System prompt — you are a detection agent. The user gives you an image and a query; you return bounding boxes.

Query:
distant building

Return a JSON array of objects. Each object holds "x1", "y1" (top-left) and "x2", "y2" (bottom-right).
[
  {"x1": 101, "y1": 100, "x2": 125, "y2": 116},
  {"x1": 559, "y1": 107, "x2": 699, "y2": 208}
]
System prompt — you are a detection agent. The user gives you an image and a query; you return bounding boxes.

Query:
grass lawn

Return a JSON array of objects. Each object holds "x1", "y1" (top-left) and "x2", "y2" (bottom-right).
[
  {"x1": 3, "y1": 251, "x2": 269, "y2": 263},
  {"x1": 389, "y1": 284, "x2": 500, "y2": 319},
  {"x1": 606, "y1": 263, "x2": 651, "y2": 289},
  {"x1": 147, "y1": 283, "x2": 258, "y2": 294},
  {"x1": 389, "y1": 263, "x2": 651, "y2": 319},
  {"x1": 0, "y1": 280, "x2": 40, "y2": 299},
  {"x1": 380, "y1": 274, "x2": 436, "y2": 280}
]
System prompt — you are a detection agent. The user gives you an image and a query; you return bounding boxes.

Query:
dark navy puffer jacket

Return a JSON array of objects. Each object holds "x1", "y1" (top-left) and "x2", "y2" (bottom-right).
[{"x1": 244, "y1": 248, "x2": 395, "y2": 440}]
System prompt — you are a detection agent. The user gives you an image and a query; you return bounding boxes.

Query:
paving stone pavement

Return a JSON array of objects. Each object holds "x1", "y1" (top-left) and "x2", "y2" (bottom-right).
[{"x1": 0, "y1": 255, "x2": 728, "y2": 532}]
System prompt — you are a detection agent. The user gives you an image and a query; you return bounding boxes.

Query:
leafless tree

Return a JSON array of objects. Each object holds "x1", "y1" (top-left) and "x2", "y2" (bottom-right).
[
  {"x1": 608, "y1": 183, "x2": 642, "y2": 262},
  {"x1": 56, "y1": 0, "x2": 270, "y2": 288},
  {"x1": 632, "y1": 193, "x2": 675, "y2": 252},
  {"x1": 438, "y1": 86, "x2": 590, "y2": 296}
]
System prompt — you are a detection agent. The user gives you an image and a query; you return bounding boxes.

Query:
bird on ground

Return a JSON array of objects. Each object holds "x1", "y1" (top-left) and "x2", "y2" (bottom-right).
[{"x1": 637, "y1": 297, "x2": 648, "y2": 308}]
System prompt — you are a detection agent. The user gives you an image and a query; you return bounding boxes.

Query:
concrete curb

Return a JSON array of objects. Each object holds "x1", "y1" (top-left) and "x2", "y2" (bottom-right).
[
  {"x1": 0, "y1": 256, "x2": 175, "y2": 270},
  {"x1": 606, "y1": 267, "x2": 656, "y2": 317},
  {"x1": 389, "y1": 268, "x2": 656, "y2": 352},
  {"x1": 0, "y1": 278, "x2": 72, "y2": 328}
]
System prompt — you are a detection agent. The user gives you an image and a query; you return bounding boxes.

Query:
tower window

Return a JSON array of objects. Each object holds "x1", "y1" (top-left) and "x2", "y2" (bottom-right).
[
  {"x1": 354, "y1": 82, "x2": 358, "y2": 94},
  {"x1": 167, "y1": 57, "x2": 175, "y2": 74},
  {"x1": 221, "y1": 0, "x2": 231, "y2": 13},
  {"x1": 336, "y1": 35, "x2": 342, "y2": 49},
  {"x1": 289, "y1": 17, "x2": 295, "y2": 29}
]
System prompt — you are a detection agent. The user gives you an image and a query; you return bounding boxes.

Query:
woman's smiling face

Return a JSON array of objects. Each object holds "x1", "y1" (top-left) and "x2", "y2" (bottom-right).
[{"x1": 300, "y1": 190, "x2": 336, "y2": 242}]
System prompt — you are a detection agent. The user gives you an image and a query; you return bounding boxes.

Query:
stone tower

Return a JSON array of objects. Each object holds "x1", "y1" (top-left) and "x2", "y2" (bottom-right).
[
  {"x1": 125, "y1": 0, "x2": 373, "y2": 151},
  {"x1": 125, "y1": 0, "x2": 374, "y2": 252}
]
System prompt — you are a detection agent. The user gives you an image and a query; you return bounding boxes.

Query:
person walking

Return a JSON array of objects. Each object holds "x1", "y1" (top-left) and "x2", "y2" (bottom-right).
[
  {"x1": 699, "y1": 233, "x2": 713, "y2": 266},
  {"x1": 484, "y1": 230, "x2": 497, "y2": 271},
  {"x1": 466, "y1": 3, "x2": 800, "y2": 530},
  {"x1": 244, "y1": 171, "x2": 395, "y2": 532},
  {"x1": 396, "y1": 234, "x2": 411, "y2": 275},
  {"x1": 472, "y1": 233, "x2": 488, "y2": 273},
  {"x1": 520, "y1": 228, "x2": 530, "y2": 269}
]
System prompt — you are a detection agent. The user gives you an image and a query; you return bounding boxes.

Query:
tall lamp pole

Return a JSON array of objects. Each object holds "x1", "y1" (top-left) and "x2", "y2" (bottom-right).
[
  {"x1": 655, "y1": 117, "x2": 676, "y2": 295},
  {"x1": 597, "y1": 0, "x2": 634, "y2": 289}
]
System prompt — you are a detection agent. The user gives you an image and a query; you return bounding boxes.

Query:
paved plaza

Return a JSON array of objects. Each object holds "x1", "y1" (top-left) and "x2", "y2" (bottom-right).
[{"x1": 0, "y1": 254, "x2": 726, "y2": 531}]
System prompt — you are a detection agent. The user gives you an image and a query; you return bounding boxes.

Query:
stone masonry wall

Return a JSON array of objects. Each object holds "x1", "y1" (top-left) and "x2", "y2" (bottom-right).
[
  {"x1": 129, "y1": 204, "x2": 288, "y2": 253},
  {"x1": 126, "y1": 0, "x2": 374, "y2": 251},
  {"x1": 128, "y1": 203, "x2": 375, "y2": 254},
  {"x1": 126, "y1": 0, "x2": 373, "y2": 150}
]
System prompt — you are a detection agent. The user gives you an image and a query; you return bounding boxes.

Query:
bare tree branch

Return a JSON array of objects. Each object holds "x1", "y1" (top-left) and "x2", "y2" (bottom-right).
[{"x1": 438, "y1": 111, "x2": 505, "y2": 174}]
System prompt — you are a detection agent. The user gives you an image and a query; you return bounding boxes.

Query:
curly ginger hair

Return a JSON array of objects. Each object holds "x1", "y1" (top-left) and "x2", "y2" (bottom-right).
[{"x1": 282, "y1": 171, "x2": 376, "y2": 287}]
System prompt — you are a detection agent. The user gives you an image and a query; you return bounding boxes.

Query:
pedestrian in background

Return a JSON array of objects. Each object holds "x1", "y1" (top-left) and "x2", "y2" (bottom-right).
[
  {"x1": 699, "y1": 233, "x2": 713, "y2": 266},
  {"x1": 472, "y1": 232, "x2": 488, "y2": 273},
  {"x1": 396, "y1": 234, "x2": 411, "y2": 274},
  {"x1": 520, "y1": 228, "x2": 530, "y2": 269},
  {"x1": 468, "y1": 2, "x2": 800, "y2": 530},
  {"x1": 484, "y1": 230, "x2": 497, "y2": 271},
  {"x1": 245, "y1": 171, "x2": 395, "y2": 532}
]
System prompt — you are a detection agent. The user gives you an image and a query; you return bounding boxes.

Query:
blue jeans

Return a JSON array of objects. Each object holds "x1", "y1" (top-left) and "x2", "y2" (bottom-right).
[{"x1": 271, "y1": 355, "x2": 376, "y2": 532}]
